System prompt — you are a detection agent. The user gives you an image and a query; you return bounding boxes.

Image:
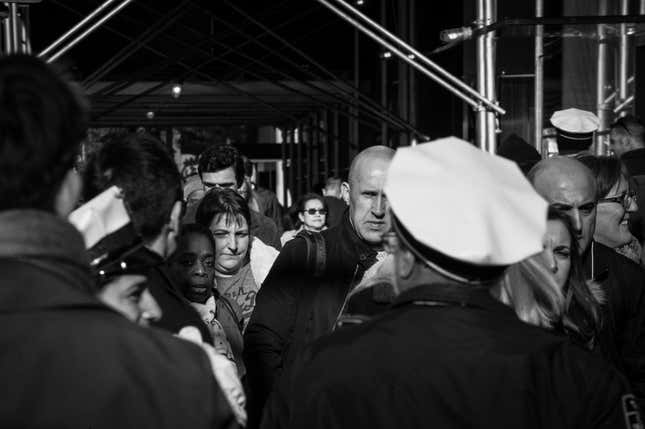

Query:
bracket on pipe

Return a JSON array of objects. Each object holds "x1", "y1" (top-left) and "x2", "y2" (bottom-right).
[{"x1": 316, "y1": 0, "x2": 505, "y2": 116}]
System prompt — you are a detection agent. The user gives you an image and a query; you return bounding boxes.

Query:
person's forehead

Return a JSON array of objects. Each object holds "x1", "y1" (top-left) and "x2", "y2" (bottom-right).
[
  {"x1": 536, "y1": 169, "x2": 595, "y2": 204},
  {"x1": 546, "y1": 219, "x2": 571, "y2": 245},
  {"x1": 183, "y1": 234, "x2": 214, "y2": 253},
  {"x1": 201, "y1": 167, "x2": 237, "y2": 183},
  {"x1": 354, "y1": 159, "x2": 389, "y2": 188},
  {"x1": 211, "y1": 213, "x2": 248, "y2": 229},
  {"x1": 305, "y1": 199, "x2": 323, "y2": 208}
]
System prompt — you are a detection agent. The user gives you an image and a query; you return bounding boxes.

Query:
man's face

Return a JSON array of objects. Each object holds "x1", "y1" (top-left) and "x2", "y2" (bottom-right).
[
  {"x1": 171, "y1": 233, "x2": 215, "y2": 304},
  {"x1": 97, "y1": 274, "x2": 162, "y2": 327},
  {"x1": 534, "y1": 170, "x2": 597, "y2": 254},
  {"x1": 201, "y1": 166, "x2": 239, "y2": 192},
  {"x1": 348, "y1": 157, "x2": 391, "y2": 246}
]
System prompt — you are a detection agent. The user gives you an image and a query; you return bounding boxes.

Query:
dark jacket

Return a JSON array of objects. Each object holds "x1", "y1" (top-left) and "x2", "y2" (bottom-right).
[
  {"x1": 128, "y1": 246, "x2": 214, "y2": 345},
  {"x1": 254, "y1": 187, "x2": 284, "y2": 233},
  {"x1": 323, "y1": 196, "x2": 347, "y2": 228},
  {"x1": 265, "y1": 283, "x2": 638, "y2": 429},
  {"x1": 0, "y1": 210, "x2": 238, "y2": 429},
  {"x1": 584, "y1": 241, "x2": 645, "y2": 408},
  {"x1": 244, "y1": 212, "x2": 378, "y2": 426},
  {"x1": 621, "y1": 148, "x2": 645, "y2": 243},
  {"x1": 250, "y1": 209, "x2": 281, "y2": 250}
]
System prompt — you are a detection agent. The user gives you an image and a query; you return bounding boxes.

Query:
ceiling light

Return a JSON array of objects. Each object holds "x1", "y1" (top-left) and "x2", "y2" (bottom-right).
[{"x1": 171, "y1": 83, "x2": 182, "y2": 99}]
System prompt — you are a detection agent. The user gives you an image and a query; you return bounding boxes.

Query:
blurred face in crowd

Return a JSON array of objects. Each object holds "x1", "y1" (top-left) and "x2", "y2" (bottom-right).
[
  {"x1": 98, "y1": 274, "x2": 161, "y2": 326},
  {"x1": 532, "y1": 159, "x2": 597, "y2": 254},
  {"x1": 172, "y1": 232, "x2": 215, "y2": 304},
  {"x1": 210, "y1": 213, "x2": 250, "y2": 276},
  {"x1": 346, "y1": 148, "x2": 393, "y2": 246},
  {"x1": 594, "y1": 175, "x2": 638, "y2": 248},
  {"x1": 299, "y1": 198, "x2": 327, "y2": 232},
  {"x1": 539, "y1": 219, "x2": 572, "y2": 291}
]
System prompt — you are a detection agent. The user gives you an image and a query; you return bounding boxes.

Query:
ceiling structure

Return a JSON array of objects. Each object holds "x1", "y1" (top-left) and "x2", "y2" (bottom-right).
[{"x1": 27, "y1": 0, "x2": 420, "y2": 133}]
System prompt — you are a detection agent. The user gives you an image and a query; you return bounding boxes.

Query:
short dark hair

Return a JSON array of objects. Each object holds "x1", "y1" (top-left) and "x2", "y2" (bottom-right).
[
  {"x1": 198, "y1": 144, "x2": 245, "y2": 188},
  {"x1": 0, "y1": 54, "x2": 88, "y2": 211},
  {"x1": 611, "y1": 114, "x2": 645, "y2": 145},
  {"x1": 575, "y1": 155, "x2": 626, "y2": 198},
  {"x1": 177, "y1": 223, "x2": 216, "y2": 252},
  {"x1": 195, "y1": 188, "x2": 251, "y2": 229},
  {"x1": 82, "y1": 132, "x2": 182, "y2": 241}
]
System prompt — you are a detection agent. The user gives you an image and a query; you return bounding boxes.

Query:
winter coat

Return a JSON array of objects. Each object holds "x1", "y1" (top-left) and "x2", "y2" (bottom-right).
[
  {"x1": 0, "y1": 210, "x2": 238, "y2": 429},
  {"x1": 265, "y1": 283, "x2": 638, "y2": 429},
  {"x1": 244, "y1": 212, "x2": 379, "y2": 427}
]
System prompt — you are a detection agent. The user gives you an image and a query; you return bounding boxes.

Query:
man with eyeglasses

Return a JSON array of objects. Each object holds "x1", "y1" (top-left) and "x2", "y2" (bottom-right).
[
  {"x1": 610, "y1": 115, "x2": 645, "y2": 246},
  {"x1": 244, "y1": 145, "x2": 395, "y2": 428},
  {"x1": 196, "y1": 144, "x2": 281, "y2": 250},
  {"x1": 529, "y1": 156, "x2": 645, "y2": 409}
]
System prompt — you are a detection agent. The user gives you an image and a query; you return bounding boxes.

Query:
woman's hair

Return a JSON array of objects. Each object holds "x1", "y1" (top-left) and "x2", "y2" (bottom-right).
[
  {"x1": 498, "y1": 208, "x2": 604, "y2": 346},
  {"x1": 195, "y1": 188, "x2": 251, "y2": 229},
  {"x1": 547, "y1": 208, "x2": 604, "y2": 347},
  {"x1": 575, "y1": 154, "x2": 627, "y2": 198},
  {"x1": 295, "y1": 192, "x2": 327, "y2": 228}
]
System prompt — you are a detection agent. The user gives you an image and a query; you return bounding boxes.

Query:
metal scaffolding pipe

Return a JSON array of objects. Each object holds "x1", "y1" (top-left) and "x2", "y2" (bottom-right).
[
  {"x1": 596, "y1": 0, "x2": 610, "y2": 155},
  {"x1": 2, "y1": 14, "x2": 11, "y2": 55},
  {"x1": 614, "y1": 94, "x2": 635, "y2": 113},
  {"x1": 323, "y1": 0, "x2": 505, "y2": 115},
  {"x1": 9, "y1": 3, "x2": 19, "y2": 54},
  {"x1": 618, "y1": 0, "x2": 630, "y2": 115},
  {"x1": 20, "y1": 6, "x2": 31, "y2": 54},
  {"x1": 484, "y1": 0, "x2": 498, "y2": 153},
  {"x1": 316, "y1": 0, "x2": 504, "y2": 115},
  {"x1": 47, "y1": 0, "x2": 134, "y2": 63},
  {"x1": 534, "y1": 0, "x2": 544, "y2": 154},
  {"x1": 476, "y1": 0, "x2": 487, "y2": 150},
  {"x1": 39, "y1": 0, "x2": 121, "y2": 57}
]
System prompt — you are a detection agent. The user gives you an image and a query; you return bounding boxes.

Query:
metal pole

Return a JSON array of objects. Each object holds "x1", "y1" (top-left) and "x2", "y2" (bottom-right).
[
  {"x1": 9, "y1": 3, "x2": 19, "y2": 54},
  {"x1": 20, "y1": 6, "x2": 31, "y2": 54},
  {"x1": 47, "y1": 0, "x2": 135, "y2": 63},
  {"x1": 281, "y1": 127, "x2": 288, "y2": 208},
  {"x1": 312, "y1": 113, "x2": 320, "y2": 185},
  {"x1": 352, "y1": 28, "x2": 360, "y2": 158},
  {"x1": 409, "y1": 0, "x2": 417, "y2": 136},
  {"x1": 617, "y1": 0, "x2": 630, "y2": 117},
  {"x1": 321, "y1": 0, "x2": 505, "y2": 115},
  {"x1": 476, "y1": 0, "x2": 487, "y2": 150},
  {"x1": 380, "y1": 0, "x2": 388, "y2": 147},
  {"x1": 2, "y1": 14, "x2": 11, "y2": 55},
  {"x1": 484, "y1": 0, "x2": 498, "y2": 153},
  {"x1": 322, "y1": 110, "x2": 329, "y2": 179},
  {"x1": 596, "y1": 0, "x2": 610, "y2": 155},
  {"x1": 39, "y1": 0, "x2": 121, "y2": 57},
  {"x1": 316, "y1": 0, "x2": 501, "y2": 114},
  {"x1": 398, "y1": 0, "x2": 409, "y2": 147},
  {"x1": 534, "y1": 0, "x2": 544, "y2": 154},
  {"x1": 333, "y1": 108, "x2": 340, "y2": 176},
  {"x1": 296, "y1": 125, "x2": 303, "y2": 197},
  {"x1": 288, "y1": 128, "x2": 295, "y2": 208}
]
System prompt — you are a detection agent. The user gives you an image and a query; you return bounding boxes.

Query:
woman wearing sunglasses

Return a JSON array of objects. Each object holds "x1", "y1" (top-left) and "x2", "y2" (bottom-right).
[
  {"x1": 281, "y1": 193, "x2": 328, "y2": 246},
  {"x1": 577, "y1": 155, "x2": 640, "y2": 263}
]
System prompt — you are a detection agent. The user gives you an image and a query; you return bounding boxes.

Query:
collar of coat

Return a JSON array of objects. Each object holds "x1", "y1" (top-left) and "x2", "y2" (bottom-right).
[
  {"x1": 0, "y1": 209, "x2": 106, "y2": 312},
  {"x1": 391, "y1": 282, "x2": 516, "y2": 317}
]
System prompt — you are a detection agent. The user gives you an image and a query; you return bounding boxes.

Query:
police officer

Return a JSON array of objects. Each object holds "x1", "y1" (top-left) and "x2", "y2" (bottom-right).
[
  {"x1": 550, "y1": 107, "x2": 599, "y2": 155},
  {"x1": 264, "y1": 137, "x2": 641, "y2": 429}
]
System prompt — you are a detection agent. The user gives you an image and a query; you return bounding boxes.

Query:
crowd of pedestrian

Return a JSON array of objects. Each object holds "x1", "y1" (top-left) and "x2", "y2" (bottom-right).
[{"x1": 2, "y1": 53, "x2": 645, "y2": 428}]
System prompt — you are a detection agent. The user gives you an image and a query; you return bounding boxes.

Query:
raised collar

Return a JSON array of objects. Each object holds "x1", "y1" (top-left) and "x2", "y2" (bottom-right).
[
  {"x1": 339, "y1": 211, "x2": 379, "y2": 268},
  {"x1": 0, "y1": 210, "x2": 88, "y2": 265},
  {"x1": 392, "y1": 282, "x2": 515, "y2": 317}
]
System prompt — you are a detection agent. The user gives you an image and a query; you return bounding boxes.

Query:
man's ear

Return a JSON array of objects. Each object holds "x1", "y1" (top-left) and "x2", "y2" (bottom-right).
[
  {"x1": 55, "y1": 169, "x2": 82, "y2": 217},
  {"x1": 396, "y1": 248, "x2": 416, "y2": 279},
  {"x1": 341, "y1": 181, "x2": 350, "y2": 205}
]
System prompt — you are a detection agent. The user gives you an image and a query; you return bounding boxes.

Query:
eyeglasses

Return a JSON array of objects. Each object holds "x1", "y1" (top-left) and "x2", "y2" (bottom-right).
[
  {"x1": 303, "y1": 208, "x2": 327, "y2": 215},
  {"x1": 598, "y1": 191, "x2": 637, "y2": 210}
]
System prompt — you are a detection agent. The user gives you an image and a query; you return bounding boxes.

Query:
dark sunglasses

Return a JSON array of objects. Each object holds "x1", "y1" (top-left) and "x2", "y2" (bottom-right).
[{"x1": 303, "y1": 208, "x2": 327, "y2": 215}]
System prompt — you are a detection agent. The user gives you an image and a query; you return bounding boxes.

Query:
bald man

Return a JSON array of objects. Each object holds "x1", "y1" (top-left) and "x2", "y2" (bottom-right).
[
  {"x1": 244, "y1": 146, "x2": 395, "y2": 427},
  {"x1": 529, "y1": 156, "x2": 645, "y2": 409},
  {"x1": 528, "y1": 157, "x2": 598, "y2": 254}
]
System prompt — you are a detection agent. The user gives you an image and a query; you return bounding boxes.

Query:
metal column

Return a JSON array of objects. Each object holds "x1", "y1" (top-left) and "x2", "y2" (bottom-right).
[
  {"x1": 288, "y1": 128, "x2": 295, "y2": 208},
  {"x1": 397, "y1": 0, "x2": 409, "y2": 147},
  {"x1": 380, "y1": 0, "x2": 388, "y2": 147},
  {"x1": 596, "y1": 0, "x2": 610, "y2": 155},
  {"x1": 332, "y1": 108, "x2": 340, "y2": 177},
  {"x1": 617, "y1": 0, "x2": 631, "y2": 117},
  {"x1": 351, "y1": 28, "x2": 360, "y2": 158},
  {"x1": 534, "y1": 0, "x2": 544, "y2": 154},
  {"x1": 476, "y1": 0, "x2": 487, "y2": 151},
  {"x1": 484, "y1": 0, "x2": 497, "y2": 153}
]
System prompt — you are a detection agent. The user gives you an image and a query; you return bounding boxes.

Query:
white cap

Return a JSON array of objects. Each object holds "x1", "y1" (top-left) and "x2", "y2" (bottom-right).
[
  {"x1": 384, "y1": 137, "x2": 547, "y2": 266},
  {"x1": 550, "y1": 108, "x2": 599, "y2": 133}
]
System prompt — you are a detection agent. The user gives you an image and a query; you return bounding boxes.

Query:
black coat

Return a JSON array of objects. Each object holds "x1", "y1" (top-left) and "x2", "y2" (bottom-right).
[
  {"x1": 584, "y1": 241, "x2": 645, "y2": 408},
  {"x1": 265, "y1": 283, "x2": 637, "y2": 429},
  {"x1": 0, "y1": 222, "x2": 237, "y2": 428},
  {"x1": 244, "y1": 212, "x2": 378, "y2": 427},
  {"x1": 621, "y1": 148, "x2": 645, "y2": 243}
]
